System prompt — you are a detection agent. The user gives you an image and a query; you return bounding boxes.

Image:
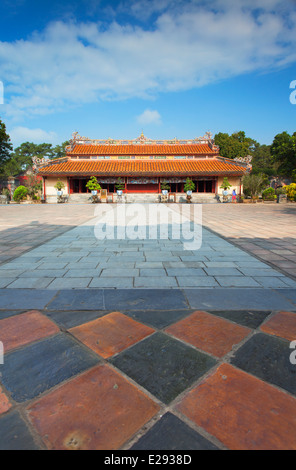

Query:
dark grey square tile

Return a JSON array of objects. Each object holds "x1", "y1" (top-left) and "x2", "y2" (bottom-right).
[
  {"x1": 104, "y1": 289, "x2": 188, "y2": 311},
  {"x1": 1, "y1": 333, "x2": 100, "y2": 402},
  {"x1": 208, "y1": 310, "x2": 271, "y2": 329},
  {"x1": 231, "y1": 333, "x2": 296, "y2": 395},
  {"x1": 110, "y1": 332, "x2": 216, "y2": 404},
  {"x1": 0, "y1": 310, "x2": 25, "y2": 320},
  {"x1": 125, "y1": 310, "x2": 193, "y2": 329},
  {"x1": 45, "y1": 310, "x2": 110, "y2": 329},
  {"x1": 131, "y1": 412, "x2": 219, "y2": 450},
  {"x1": 0, "y1": 410, "x2": 40, "y2": 450}
]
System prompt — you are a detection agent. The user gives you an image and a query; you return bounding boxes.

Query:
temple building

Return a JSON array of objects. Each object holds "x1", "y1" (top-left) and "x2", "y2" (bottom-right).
[{"x1": 36, "y1": 132, "x2": 251, "y2": 203}]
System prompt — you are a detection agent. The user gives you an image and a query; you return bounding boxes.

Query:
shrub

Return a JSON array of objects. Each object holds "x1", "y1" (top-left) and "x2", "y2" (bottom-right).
[
  {"x1": 13, "y1": 185, "x2": 28, "y2": 202},
  {"x1": 242, "y1": 173, "x2": 267, "y2": 198},
  {"x1": 262, "y1": 187, "x2": 275, "y2": 200},
  {"x1": 285, "y1": 183, "x2": 296, "y2": 201}
]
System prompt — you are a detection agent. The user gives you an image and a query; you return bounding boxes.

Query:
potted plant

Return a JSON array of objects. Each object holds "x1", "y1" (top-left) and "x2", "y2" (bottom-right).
[
  {"x1": 161, "y1": 181, "x2": 170, "y2": 195},
  {"x1": 115, "y1": 177, "x2": 125, "y2": 196},
  {"x1": 184, "y1": 178, "x2": 195, "y2": 203},
  {"x1": 54, "y1": 179, "x2": 65, "y2": 196},
  {"x1": 86, "y1": 176, "x2": 101, "y2": 195}
]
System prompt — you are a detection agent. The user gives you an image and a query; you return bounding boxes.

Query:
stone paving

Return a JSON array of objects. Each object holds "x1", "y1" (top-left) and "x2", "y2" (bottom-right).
[
  {"x1": 0, "y1": 203, "x2": 296, "y2": 450},
  {"x1": 0, "y1": 204, "x2": 295, "y2": 290}
]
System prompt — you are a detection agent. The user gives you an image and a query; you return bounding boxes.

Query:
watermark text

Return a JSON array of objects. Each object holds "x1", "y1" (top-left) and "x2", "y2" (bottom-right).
[{"x1": 290, "y1": 80, "x2": 296, "y2": 105}]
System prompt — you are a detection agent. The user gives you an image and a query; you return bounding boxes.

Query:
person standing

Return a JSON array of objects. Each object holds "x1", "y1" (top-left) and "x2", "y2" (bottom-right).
[{"x1": 232, "y1": 189, "x2": 237, "y2": 203}]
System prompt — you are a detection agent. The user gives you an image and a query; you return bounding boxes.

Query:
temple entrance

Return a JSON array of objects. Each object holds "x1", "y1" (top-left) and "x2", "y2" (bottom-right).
[
  {"x1": 127, "y1": 183, "x2": 158, "y2": 193},
  {"x1": 195, "y1": 179, "x2": 216, "y2": 193}
]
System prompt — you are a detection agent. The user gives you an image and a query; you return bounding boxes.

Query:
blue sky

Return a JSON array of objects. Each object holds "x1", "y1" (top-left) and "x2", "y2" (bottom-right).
[{"x1": 0, "y1": 0, "x2": 296, "y2": 148}]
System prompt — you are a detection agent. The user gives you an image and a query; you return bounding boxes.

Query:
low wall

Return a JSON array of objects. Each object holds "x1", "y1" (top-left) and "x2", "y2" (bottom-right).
[{"x1": 44, "y1": 192, "x2": 218, "y2": 204}]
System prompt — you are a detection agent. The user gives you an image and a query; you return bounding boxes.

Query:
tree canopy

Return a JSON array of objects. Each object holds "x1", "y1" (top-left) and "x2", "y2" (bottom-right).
[
  {"x1": 0, "y1": 119, "x2": 13, "y2": 175},
  {"x1": 0, "y1": 139, "x2": 69, "y2": 177},
  {"x1": 270, "y1": 131, "x2": 296, "y2": 177},
  {"x1": 214, "y1": 131, "x2": 256, "y2": 160}
]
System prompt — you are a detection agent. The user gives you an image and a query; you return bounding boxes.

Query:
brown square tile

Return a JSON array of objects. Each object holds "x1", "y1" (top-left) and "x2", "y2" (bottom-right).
[
  {"x1": 0, "y1": 310, "x2": 60, "y2": 353},
  {"x1": 27, "y1": 364, "x2": 160, "y2": 450},
  {"x1": 165, "y1": 311, "x2": 251, "y2": 358},
  {"x1": 69, "y1": 312, "x2": 155, "y2": 358},
  {"x1": 177, "y1": 363, "x2": 296, "y2": 450},
  {"x1": 260, "y1": 311, "x2": 296, "y2": 341},
  {"x1": 0, "y1": 387, "x2": 11, "y2": 415}
]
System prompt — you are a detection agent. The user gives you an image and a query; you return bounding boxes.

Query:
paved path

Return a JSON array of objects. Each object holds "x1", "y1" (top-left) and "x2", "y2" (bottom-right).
[
  {"x1": 0, "y1": 204, "x2": 295, "y2": 289},
  {"x1": 0, "y1": 204, "x2": 96, "y2": 266},
  {"x1": 0, "y1": 202, "x2": 295, "y2": 451},
  {"x1": 200, "y1": 203, "x2": 296, "y2": 279}
]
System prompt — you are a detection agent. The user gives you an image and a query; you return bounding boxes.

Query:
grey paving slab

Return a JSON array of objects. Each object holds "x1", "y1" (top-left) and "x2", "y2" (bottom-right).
[
  {"x1": 0, "y1": 269, "x2": 26, "y2": 277},
  {"x1": 166, "y1": 268, "x2": 207, "y2": 277},
  {"x1": 0, "y1": 289, "x2": 57, "y2": 309},
  {"x1": 275, "y1": 288, "x2": 296, "y2": 304},
  {"x1": 6, "y1": 278, "x2": 55, "y2": 289},
  {"x1": 47, "y1": 278, "x2": 92, "y2": 289},
  {"x1": 18, "y1": 269, "x2": 68, "y2": 278},
  {"x1": 46, "y1": 289, "x2": 105, "y2": 310},
  {"x1": 89, "y1": 277, "x2": 134, "y2": 288},
  {"x1": 0, "y1": 278, "x2": 14, "y2": 288},
  {"x1": 238, "y1": 268, "x2": 285, "y2": 277},
  {"x1": 253, "y1": 277, "x2": 292, "y2": 288},
  {"x1": 204, "y1": 267, "x2": 244, "y2": 277},
  {"x1": 214, "y1": 277, "x2": 261, "y2": 287},
  {"x1": 100, "y1": 268, "x2": 139, "y2": 277},
  {"x1": 184, "y1": 288, "x2": 296, "y2": 310},
  {"x1": 135, "y1": 261, "x2": 164, "y2": 268},
  {"x1": 64, "y1": 269, "x2": 102, "y2": 278},
  {"x1": 134, "y1": 277, "x2": 178, "y2": 288},
  {"x1": 139, "y1": 268, "x2": 167, "y2": 277},
  {"x1": 177, "y1": 277, "x2": 220, "y2": 287},
  {"x1": 104, "y1": 289, "x2": 188, "y2": 310}
]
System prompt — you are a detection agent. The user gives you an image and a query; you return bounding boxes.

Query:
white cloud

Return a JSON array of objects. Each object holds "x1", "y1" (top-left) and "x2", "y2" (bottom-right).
[
  {"x1": 137, "y1": 109, "x2": 162, "y2": 125},
  {"x1": 9, "y1": 127, "x2": 58, "y2": 147},
  {"x1": 0, "y1": 0, "x2": 295, "y2": 118}
]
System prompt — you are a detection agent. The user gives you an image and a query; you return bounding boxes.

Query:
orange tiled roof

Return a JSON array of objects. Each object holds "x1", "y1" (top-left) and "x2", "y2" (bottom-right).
[
  {"x1": 68, "y1": 143, "x2": 215, "y2": 156},
  {"x1": 38, "y1": 159, "x2": 248, "y2": 177}
]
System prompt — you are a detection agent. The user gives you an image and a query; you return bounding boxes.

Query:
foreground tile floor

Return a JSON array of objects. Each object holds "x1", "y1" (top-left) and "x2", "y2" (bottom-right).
[
  {"x1": 0, "y1": 203, "x2": 296, "y2": 450},
  {"x1": 0, "y1": 307, "x2": 295, "y2": 450}
]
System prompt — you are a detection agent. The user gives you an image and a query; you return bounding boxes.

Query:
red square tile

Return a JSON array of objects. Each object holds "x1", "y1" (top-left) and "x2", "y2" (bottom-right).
[
  {"x1": 177, "y1": 363, "x2": 296, "y2": 450},
  {"x1": 0, "y1": 387, "x2": 11, "y2": 415},
  {"x1": 69, "y1": 312, "x2": 154, "y2": 358},
  {"x1": 0, "y1": 311, "x2": 60, "y2": 352},
  {"x1": 166, "y1": 311, "x2": 251, "y2": 358},
  {"x1": 260, "y1": 311, "x2": 296, "y2": 341},
  {"x1": 27, "y1": 364, "x2": 160, "y2": 450}
]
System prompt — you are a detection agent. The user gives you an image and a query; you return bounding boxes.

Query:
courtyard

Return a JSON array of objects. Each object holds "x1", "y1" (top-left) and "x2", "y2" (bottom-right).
[{"x1": 0, "y1": 202, "x2": 295, "y2": 450}]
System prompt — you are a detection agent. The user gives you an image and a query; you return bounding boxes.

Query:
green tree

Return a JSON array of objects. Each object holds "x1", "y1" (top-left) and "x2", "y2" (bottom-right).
[
  {"x1": 270, "y1": 131, "x2": 296, "y2": 177},
  {"x1": 214, "y1": 131, "x2": 256, "y2": 160},
  {"x1": 251, "y1": 143, "x2": 274, "y2": 176},
  {"x1": 51, "y1": 141, "x2": 70, "y2": 160},
  {"x1": 0, "y1": 119, "x2": 13, "y2": 175},
  {"x1": 242, "y1": 173, "x2": 267, "y2": 198}
]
